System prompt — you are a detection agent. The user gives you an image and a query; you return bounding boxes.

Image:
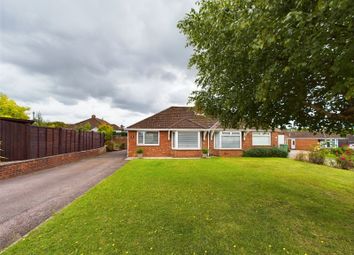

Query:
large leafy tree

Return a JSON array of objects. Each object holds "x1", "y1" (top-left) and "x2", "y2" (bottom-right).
[
  {"x1": 0, "y1": 93, "x2": 30, "y2": 119},
  {"x1": 178, "y1": 0, "x2": 354, "y2": 134}
]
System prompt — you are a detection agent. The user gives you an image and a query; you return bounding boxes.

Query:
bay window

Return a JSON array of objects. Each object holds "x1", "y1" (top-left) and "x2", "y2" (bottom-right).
[
  {"x1": 214, "y1": 131, "x2": 241, "y2": 149},
  {"x1": 252, "y1": 132, "x2": 271, "y2": 146},
  {"x1": 137, "y1": 131, "x2": 159, "y2": 145},
  {"x1": 172, "y1": 131, "x2": 200, "y2": 149}
]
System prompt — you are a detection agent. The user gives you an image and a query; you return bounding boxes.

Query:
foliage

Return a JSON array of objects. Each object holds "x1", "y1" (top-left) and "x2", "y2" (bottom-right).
[
  {"x1": 4, "y1": 158, "x2": 354, "y2": 254},
  {"x1": 119, "y1": 143, "x2": 126, "y2": 150},
  {"x1": 178, "y1": 0, "x2": 354, "y2": 134},
  {"x1": 335, "y1": 146, "x2": 354, "y2": 169},
  {"x1": 136, "y1": 148, "x2": 144, "y2": 154},
  {"x1": 243, "y1": 147, "x2": 288, "y2": 157},
  {"x1": 308, "y1": 150, "x2": 326, "y2": 164},
  {"x1": 105, "y1": 140, "x2": 115, "y2": 152},
  {"x1": 98, "y1": 124, "x2": 114, "y2": 141},
  {"x1": 46, "y1": 121, "x2": 68, "y2": 128},
  {"x1": 202, "y1": 148, "x2": 208, "y2": 154},
  {"x1": 33, "y1": 112, "x2": 68, "y2": 128},
  {"x1": 336, "y1": 156, "x2": 353, "y2": 170},
  {"x1": 76, "y1": 123, "x2": 92, "y2": 132},
  {"x1": 0, "y1": 93, "x2": 29, "y2": 119},
  {"x1": 295, "y1": 152, "x2": 308, "y2": 162}
]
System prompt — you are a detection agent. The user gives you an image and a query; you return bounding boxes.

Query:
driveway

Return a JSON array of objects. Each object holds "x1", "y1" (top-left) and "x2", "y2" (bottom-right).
[{"x1": 0, "y1": 150, "x2": 126, "y2": 250}]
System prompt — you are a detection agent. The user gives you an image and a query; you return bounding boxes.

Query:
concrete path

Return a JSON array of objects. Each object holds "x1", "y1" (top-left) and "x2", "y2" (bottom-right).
[{"x1": 0, "y1": 150, "x2": 126, "y2": 250}]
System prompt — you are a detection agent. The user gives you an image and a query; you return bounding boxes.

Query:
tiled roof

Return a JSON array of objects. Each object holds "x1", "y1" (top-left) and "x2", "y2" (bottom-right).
[
  {"x1": 287, "y1": 131, "x2": 345, "y2": 139},
  {"x1": 127, "y1": 106, "x2": 217, "y2": 129}
]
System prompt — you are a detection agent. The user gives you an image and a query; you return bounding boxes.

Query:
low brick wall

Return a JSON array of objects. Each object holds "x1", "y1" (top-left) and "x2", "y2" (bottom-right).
[{"x1": 0, "y1": 147, "x2": 106, "y2": 180}]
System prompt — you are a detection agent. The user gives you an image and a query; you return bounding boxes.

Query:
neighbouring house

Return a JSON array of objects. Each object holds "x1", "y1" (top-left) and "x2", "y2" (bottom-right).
[
  {"x1": 70, "y1": 115, "x2": 124, "y2": 133},
  {"x1": 126, "y1": 106, "x2": 287, "y2": 158},
  {"x1": 286, "y1": 131, "x2": 348, "y2": 150}
]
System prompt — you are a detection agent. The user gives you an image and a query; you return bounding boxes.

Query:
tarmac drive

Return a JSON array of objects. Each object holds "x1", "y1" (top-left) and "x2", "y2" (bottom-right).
[{"x1": 0, "y1": 150, "x2": 126, "y2": 250}]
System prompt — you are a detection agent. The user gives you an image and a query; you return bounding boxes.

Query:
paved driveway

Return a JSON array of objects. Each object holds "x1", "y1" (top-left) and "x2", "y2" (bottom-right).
[{"x1": 0, "y1": 150, "x2": 126, "y2": 250}]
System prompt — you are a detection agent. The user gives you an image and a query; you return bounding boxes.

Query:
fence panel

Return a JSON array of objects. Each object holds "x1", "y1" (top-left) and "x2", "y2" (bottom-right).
[{"x1": 0, "y1": 119, "x2": 105, "y2": 161}]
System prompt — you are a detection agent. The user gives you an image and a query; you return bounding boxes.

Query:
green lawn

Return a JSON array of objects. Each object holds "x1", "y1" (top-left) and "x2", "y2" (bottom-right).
[{"x1": 3, "y1": 158, "x2": 354, "y2": 255}]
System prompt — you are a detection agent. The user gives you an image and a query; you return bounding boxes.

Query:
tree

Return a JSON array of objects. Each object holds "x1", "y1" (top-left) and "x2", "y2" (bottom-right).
[
  {"x1": 0, "y1": 93, "x2": 30, "y2": 119},
  {"x1": 178, "y1": 0, "x2": 354, "y2": 134},
  {"x1": 98, "y1": 124, "x2": 114, "y2": 141},
  {"x1": 32, "y1": 112, "x2": 46, "y2": 127},
  {"x1": 76, "y1": 123, "x2": 92, "y2": 132}
]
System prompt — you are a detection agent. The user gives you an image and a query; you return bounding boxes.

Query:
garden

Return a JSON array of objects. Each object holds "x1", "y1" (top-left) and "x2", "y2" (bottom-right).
[{"x1": 296, "y1": 146, "x2": 354, "y2": 170}]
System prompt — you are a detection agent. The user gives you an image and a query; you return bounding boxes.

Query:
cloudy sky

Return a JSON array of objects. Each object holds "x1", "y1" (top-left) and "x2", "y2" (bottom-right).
[{"x1": 0, "y1": 0, "x2": 197, "y2": 126}]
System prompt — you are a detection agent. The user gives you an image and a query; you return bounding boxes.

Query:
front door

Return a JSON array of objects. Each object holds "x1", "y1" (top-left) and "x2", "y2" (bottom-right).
[
  {"x1": 278, "y1": 135, "x2": 285, "y2": 146},
  {"x1": 290, "y1": 139, "x2": 296, "y2": 150}
]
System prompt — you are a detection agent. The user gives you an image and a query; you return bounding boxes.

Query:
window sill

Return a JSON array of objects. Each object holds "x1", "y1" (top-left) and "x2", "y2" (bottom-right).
[
  {"x1": 137, "y1": 144, "x2": 160, "y2": 146},
  {"x1": 214, "y1": 148, "x2": 242, "y2": 150},
  {"x1": 172, "y1": 148, "x2": 201, "y2": 151}
]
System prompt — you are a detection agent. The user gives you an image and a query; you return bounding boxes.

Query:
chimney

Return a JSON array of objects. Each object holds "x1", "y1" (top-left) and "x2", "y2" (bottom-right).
[{"x1": 92, "y1": 115, "x2": 96, "y2": 119}]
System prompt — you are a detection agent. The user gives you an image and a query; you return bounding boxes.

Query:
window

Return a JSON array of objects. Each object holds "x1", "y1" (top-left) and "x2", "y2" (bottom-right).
[
  {"x1": 172, "y1": 131, "x2": 200, "y2": 149},
  {"x1": 252, "y1": 132, "x2": 271, "y2": 146},
  {"x1": 137, "y1": 131, "x2": 159, "y2": 145},
  {"x1": 214, "y1": 131, "x2": 241, "y2": 149}
]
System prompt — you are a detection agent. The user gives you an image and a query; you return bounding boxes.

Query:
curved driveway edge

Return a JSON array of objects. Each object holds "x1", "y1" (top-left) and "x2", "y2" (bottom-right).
[{"x1": 0, "y1": 150, "x2": 126, "y2": 250}]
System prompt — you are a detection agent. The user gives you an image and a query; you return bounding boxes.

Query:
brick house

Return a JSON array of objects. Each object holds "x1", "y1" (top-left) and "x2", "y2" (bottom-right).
[
  {"x1": 287, "y1": 131, "x2": 349, "y2": 150},
  {"x1": 126, "y1": 106, "x2": 287, "y2": 157}
]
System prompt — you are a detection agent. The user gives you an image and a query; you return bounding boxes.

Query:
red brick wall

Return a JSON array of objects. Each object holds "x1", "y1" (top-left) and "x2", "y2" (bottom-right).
[
  {"x1": 128, "y1": 130, "x2": 282, "y2": 158},
  {"x1": 128, "y1": 131, "x2": 172, "y2": 157},
  {"x1": 288, "y1": 139, "x2": 319, "y2": 150},
  {"x1": 0, "y1": 147, "x2": 106, "y2": 180}
]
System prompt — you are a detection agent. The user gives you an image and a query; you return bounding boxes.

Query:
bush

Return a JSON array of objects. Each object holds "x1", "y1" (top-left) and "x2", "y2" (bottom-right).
[
  {"x1": 308, "y1": 150, "x2": 326, "y2": 164},
  {"x1": 105, "y1": 141, "x2": 114, "y2": 152},
  {"x1": 136, "y1": 148, "x2": 143, "y2": 154},
  {"x1": 119, "y1": 143, "x2": 126, "y2": 150},
  {"x1": 202, "y1": 148, "x2": 208, "y2": 154},
  {"x1": 243, "y1": 147, "x2": 288, "y2": 158},
  {"x1": 336, "y1": 156, "x2": 353, "y2": 170},
  {"x1": 295, "y1": 152, "x2": 308, "y2": 162}
]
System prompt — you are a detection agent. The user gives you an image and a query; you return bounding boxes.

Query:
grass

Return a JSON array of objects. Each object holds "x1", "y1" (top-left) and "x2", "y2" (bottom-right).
[{"x1": 2, "y1": 158, "x2": 354, "y2": 255}]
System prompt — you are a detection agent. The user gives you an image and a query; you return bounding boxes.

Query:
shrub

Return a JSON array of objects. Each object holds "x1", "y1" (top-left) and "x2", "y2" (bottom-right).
[
  {"x1": 105, "y1": 140, "x2": 114, "y2": 152},
  {"x1": 295, "y1": 152, "x2": 308, "y2": 162},
  {"x1": 336, "y1": 156, "x2": 353, "y2": 170},
  {"x1": 119, "y1": 143, "x2": 126, "y2": 150},
  {"x1": 308, "y1": 150, "x2": 326, "y2": 165},
  {"x1": 136, "y1": 148, "x2": 143, "y2": 154},
  {"x1": 202, "y1": 148, "x2": 208, "y2": 154},
  {"x1": 243, "y1": 147, "x2": 288, "y2": 158}
]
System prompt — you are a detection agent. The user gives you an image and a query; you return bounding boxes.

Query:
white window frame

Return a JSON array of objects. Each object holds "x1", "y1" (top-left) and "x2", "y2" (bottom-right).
[
  {"x1": 136, "y1": 131, "x2": 160, "y2": 146},
  {"x1": 214, "y1": 131, "x2": 242, "y2": 150},
  {"x1": 172, "y1": 131, "x2": 201, "y2": 150},
  {"x1": 252, "y1": 132, "x2": 271, "y2": 146}
]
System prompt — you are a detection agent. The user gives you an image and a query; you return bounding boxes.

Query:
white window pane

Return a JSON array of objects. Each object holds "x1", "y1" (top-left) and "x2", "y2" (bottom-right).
[
  {"x1": 221, "y1": 135, "x2": 240, "y2": 148},
  {"x1": 145, "y1": 131, "x2": 158, "y2": 144},
  {"x1": 252, "y1": 132, "x2": 271, "y2": 146},
  {"x1": 138, "y1": 132, "x2": 144, "y2": 144},
  {"x1": 214, "y1": 132, "x2": 220, "y2": 149},
  {"x1": 172, "y1": 132, "x2": 176, "y2": 148},
  {"x1": 178, "y1": 132, "x2": 199, "y2": 148}
]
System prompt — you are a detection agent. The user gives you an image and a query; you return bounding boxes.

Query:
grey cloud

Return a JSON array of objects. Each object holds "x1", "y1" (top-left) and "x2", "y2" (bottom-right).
[{"x1": 0, "y1": 0, "x2": 196, "y2": 115}]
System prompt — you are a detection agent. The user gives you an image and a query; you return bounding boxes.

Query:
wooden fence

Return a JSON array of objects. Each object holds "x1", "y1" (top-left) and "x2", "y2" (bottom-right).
[{"x1": 0, "y1": 119, "x2": 105, "y2": 161}]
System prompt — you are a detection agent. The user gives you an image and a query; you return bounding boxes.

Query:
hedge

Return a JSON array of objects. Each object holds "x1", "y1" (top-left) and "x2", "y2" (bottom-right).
[{"x1": 243, "y1": 147, "x2": 288, "y2": 158}]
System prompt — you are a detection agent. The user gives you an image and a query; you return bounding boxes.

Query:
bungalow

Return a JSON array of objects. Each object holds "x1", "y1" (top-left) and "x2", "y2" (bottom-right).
[
  {"x1": 126, "y1": 106, "x2": 287, "y2": 157},
  {"x1": 287, "y1": 131, "x2": 349, "y2": 150}
]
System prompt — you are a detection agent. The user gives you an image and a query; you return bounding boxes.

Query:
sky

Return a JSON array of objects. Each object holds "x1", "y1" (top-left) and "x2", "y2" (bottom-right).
[{"x1": 0, "y1": 0, "x2": 197, "y2": 126}]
